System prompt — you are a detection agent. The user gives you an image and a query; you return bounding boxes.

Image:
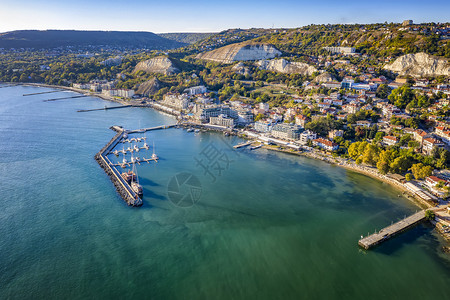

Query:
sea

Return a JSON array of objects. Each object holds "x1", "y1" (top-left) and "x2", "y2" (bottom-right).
[{"x1": 0, "y1": 85, "x2": 449, "y2": 299}]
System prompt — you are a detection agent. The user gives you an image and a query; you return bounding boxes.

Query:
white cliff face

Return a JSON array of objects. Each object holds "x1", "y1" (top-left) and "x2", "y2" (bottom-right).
[
  {"x1": 314, "y1": 72, "x2": 336, "y2": 83},
  {"x1": 256, "y1": 59, "x2": 317, "y2": 75},
  {"x1": 232, "y1": 62, "x2": 252, "y2": 76},
  {"x1": 196, "y1": 43, "x2": 281, "y2": 63},
  {"x1": 384, "y1": 52, "x2": 450, "y2": 77},
  {"x1": 134, "y1": 56, "x2": 179, "y2": 75}
]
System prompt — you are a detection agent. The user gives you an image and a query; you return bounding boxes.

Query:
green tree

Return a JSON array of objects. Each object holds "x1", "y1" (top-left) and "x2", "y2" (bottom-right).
[
  {"x1": 388, "y1": 85, "x2": 414, "y2": 109},
  {"x1": 362, "y1": 144, "x2": 379, "y2": 166},
  {"x1": 410, "y1": 163, "x2": 433, "y2": 180},
  {"x1": 425, "y1": 210, "x2": 435, "y2": 221},
  {"x1": 389, "y1": 156, "x2": 411, "y2": 174},
  {"x1": 405, "y1": 173, "x2": 413, "y2": 181},
  {"x1": 374, "y1": 131, "x2": 385, "y2": 142},
  {"x1": 376, "y1": 84, "x2": 392, "y2": 99}
]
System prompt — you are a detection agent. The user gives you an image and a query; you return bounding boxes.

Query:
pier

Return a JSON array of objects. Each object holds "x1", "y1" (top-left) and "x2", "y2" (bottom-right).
[
  {"x1": 233, "y1": 141, "x2": 253, "y2": 149},
  {"x1": 23, "y1": 90, "x2": 61, "y2": 96},
  {"x1": 77, "y1": 105, "x2": 132, "y2": 112},
  {"x1": 358, "y1": 210, "x2": 426, "y2": 250},
  {"x1": 127, "y1": 124, "x2": 176, "y2": 133},
  {"x1": 94, "y1": 128, "x2": 142, "y2": 206},
  {"x1": 44, "y1": 95, "x2": 88, "y2": 102},
  {"x1": 0, "y1": 84, "x2": 17, "y2": 89}
]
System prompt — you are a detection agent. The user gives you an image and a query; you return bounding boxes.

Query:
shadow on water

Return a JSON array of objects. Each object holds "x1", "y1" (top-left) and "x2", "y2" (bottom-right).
[
  {"x1": 139, "y1": 177, "x2": 160, "y2": 187},
  {"x1": 142, "y1": 187, "x2": 166, "y2": 201},
  {"x1": 373, "y1": 223, "x2": 433, "y2": 255}
]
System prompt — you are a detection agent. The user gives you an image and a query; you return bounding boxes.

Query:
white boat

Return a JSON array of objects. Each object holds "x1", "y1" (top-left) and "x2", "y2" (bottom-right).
[
  {"x1": 130, "y1": 153, "x2": 143, "y2": 197},
  {"x1": 126, "y1": 146, "x2": 132, "y2": 152},
  {"x1": 152, "y1": 141, "x2": 159, "y2": 160},
  {"x1": 122, "y1": 157, "x2": 128, "y2": 164},
  {"x1": 113, "y1": 149, "x2": 119, "y2": 156},
  {"x1": 134, "y1": 144, "x2": 140, "y2": 152},
  {"x1": 187, "y1": 128, "x2": 194, "y2": 132},
  {"x1": 194, "y1": 129, "x2": 200, "y2": 133}
]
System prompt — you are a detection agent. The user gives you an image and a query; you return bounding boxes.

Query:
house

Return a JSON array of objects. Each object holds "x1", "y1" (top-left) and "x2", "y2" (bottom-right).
[
  {"x1": 356, "y1": 120, "x2": 371, "y2": 128},
  {"x1": 332, "y1": 99, "x2": 343, "y2": 106},
  {"x1": 342, "y1": 104, "x2": 359, "y2": 114},
  {"x1": 329, "y1": 130, "x2": 344, "y2": 139},
  {"x1": 413, "y1": 129, "x2": 429, "y2": 145},
  {"x1": 383, "y1": 136, "x2": 398, "y2": 146},
  {"x1": 313, "y1": 138, "x2": 339, "y2": 151},
  {"x1": 425, "y1": 176, "x2": 447, "y2": 188},
  {"x1": 298, "y1": 130, "x2": 317, "y2": 144},
  {"x1": 295, "y1": 115, "x2": 309, "y2": 127},
  {"x1": 422, "y1": 138, "x2": 444, "y2": 155}
]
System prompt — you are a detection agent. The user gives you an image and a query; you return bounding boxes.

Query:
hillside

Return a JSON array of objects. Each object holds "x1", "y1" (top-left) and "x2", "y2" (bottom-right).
[
  {"x1": 384, "y1": 52, "x2": 450, "y2": 77},
  {"x1": 134, "y1": 56, "x2": 180, "y2": 75},
  {"x1": 158, "y1": 32, "x2": 215, "y2": 45},
  {"x1": 196, "y1": 42, "x2": 281, "y2": 63},
  {"x1": 0, "y1": 30, "x2": 186, "y2": 49},
  {"x1": 191, "y1": 24, "x2": 450, "y2": 59}
]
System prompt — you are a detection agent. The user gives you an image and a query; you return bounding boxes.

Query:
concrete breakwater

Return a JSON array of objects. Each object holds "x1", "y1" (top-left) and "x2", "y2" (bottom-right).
[{"x1": 94, "y1": 127, "x2": 142, "y2": 206}]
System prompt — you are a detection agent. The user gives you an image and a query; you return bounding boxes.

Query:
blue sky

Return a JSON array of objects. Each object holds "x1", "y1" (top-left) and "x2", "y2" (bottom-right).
[{"x1": 0, "y1": 0, "x2": 448, "y2": 33}]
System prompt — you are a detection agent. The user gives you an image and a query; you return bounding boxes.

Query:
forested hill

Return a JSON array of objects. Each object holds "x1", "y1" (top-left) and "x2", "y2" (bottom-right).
[
  {"x1": 157, "y1": 32, "x2": 215, "y2": 45},
  {"x1": 188, "y1": 23, "x2": 450, "y2": 59},
  {"x1": 0, "y1": 30, "x2": 187, "y2": 49}
]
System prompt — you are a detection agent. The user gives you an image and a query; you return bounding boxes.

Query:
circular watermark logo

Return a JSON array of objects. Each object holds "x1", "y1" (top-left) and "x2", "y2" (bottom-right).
[{"x1": 167, "y1": 172, "x2": 202, "y2": 207}]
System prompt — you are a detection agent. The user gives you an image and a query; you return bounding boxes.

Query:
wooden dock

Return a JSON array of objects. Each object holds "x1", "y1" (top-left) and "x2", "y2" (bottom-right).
[
  {"x1": 358, "y1": 210, "x2": 426, "y2": 250},
  {"x1": 77, "y1": 105, "x2": 132, "y2": 112}
]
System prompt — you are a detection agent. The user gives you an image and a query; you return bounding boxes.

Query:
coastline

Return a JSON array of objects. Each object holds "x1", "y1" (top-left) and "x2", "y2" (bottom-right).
[
  {"x1": 268, "y1": 145, "x2": 434, "y2": 209},
  {"x1": 19, "y1": 82, "x2": 134, "y2": 105},
  {"x1": 13, "y1": 82, "x2": 447, "y2": 241}
]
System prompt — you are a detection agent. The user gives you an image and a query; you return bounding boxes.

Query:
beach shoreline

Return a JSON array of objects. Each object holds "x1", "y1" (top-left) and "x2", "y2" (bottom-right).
[{"x1": 13, "y1": 82, "x2": 443, "y2": 217}]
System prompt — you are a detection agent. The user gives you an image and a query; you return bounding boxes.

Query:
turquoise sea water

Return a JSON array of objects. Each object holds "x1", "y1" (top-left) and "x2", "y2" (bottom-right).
[{"x1": 0, "y1": 85, "x2": 449, "y2": 299}]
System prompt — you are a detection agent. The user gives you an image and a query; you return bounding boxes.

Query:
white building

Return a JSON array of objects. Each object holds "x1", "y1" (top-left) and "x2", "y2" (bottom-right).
[
  {"x1": 102, "y1": 89, "x2": 135, "y2": 98},
  {"x1": 254, "y1": 121, "x2": 274, "y2": 133},
  {"x1": 259, "y1": 102, "x2": 270, "y2": 112},
  {"x1": 383, "y1": 136, "x2": 398, "y2": 146},
  {"x1": 210, "y1": 114, "x2": 234, "y2": 128},
  {"x1": 194, "y1": 105, "x2": 236, "y2": 123},
  {"x1": 184, "y1": 85, "x2": 207, "y2": 95},
  {"x1": 271, "y1": 124, "x2": 303, "y2": 140},
  {"x1": 323, "y1": 47, "x2": 356, "y2": 54},
  {"x1": 313, "y1": 138, "x2": 339, "y2": 151},
  {"x1": 162, "y1": 94, "x2": 190, "y2": 110},
  {"x1": 298, "y1": 130, "x2": 317, "y2": 144}
]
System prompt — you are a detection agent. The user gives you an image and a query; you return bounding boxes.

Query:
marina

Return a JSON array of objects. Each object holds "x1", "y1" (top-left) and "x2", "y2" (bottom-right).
[{"x1": 95, "y1": 125, "x2": 167, "y2": 206}]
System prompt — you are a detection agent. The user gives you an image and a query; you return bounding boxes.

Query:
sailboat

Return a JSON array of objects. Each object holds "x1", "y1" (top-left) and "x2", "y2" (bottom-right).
[
  {"x1": 143, "y1": 132, "x2": 149, "y2": 150},
  {"x1": 152, "y1": 141, "x2": 158, "y2": 160},
  {"x1": 130, "y1": 152, "x2": 143, "y2": 197}
]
